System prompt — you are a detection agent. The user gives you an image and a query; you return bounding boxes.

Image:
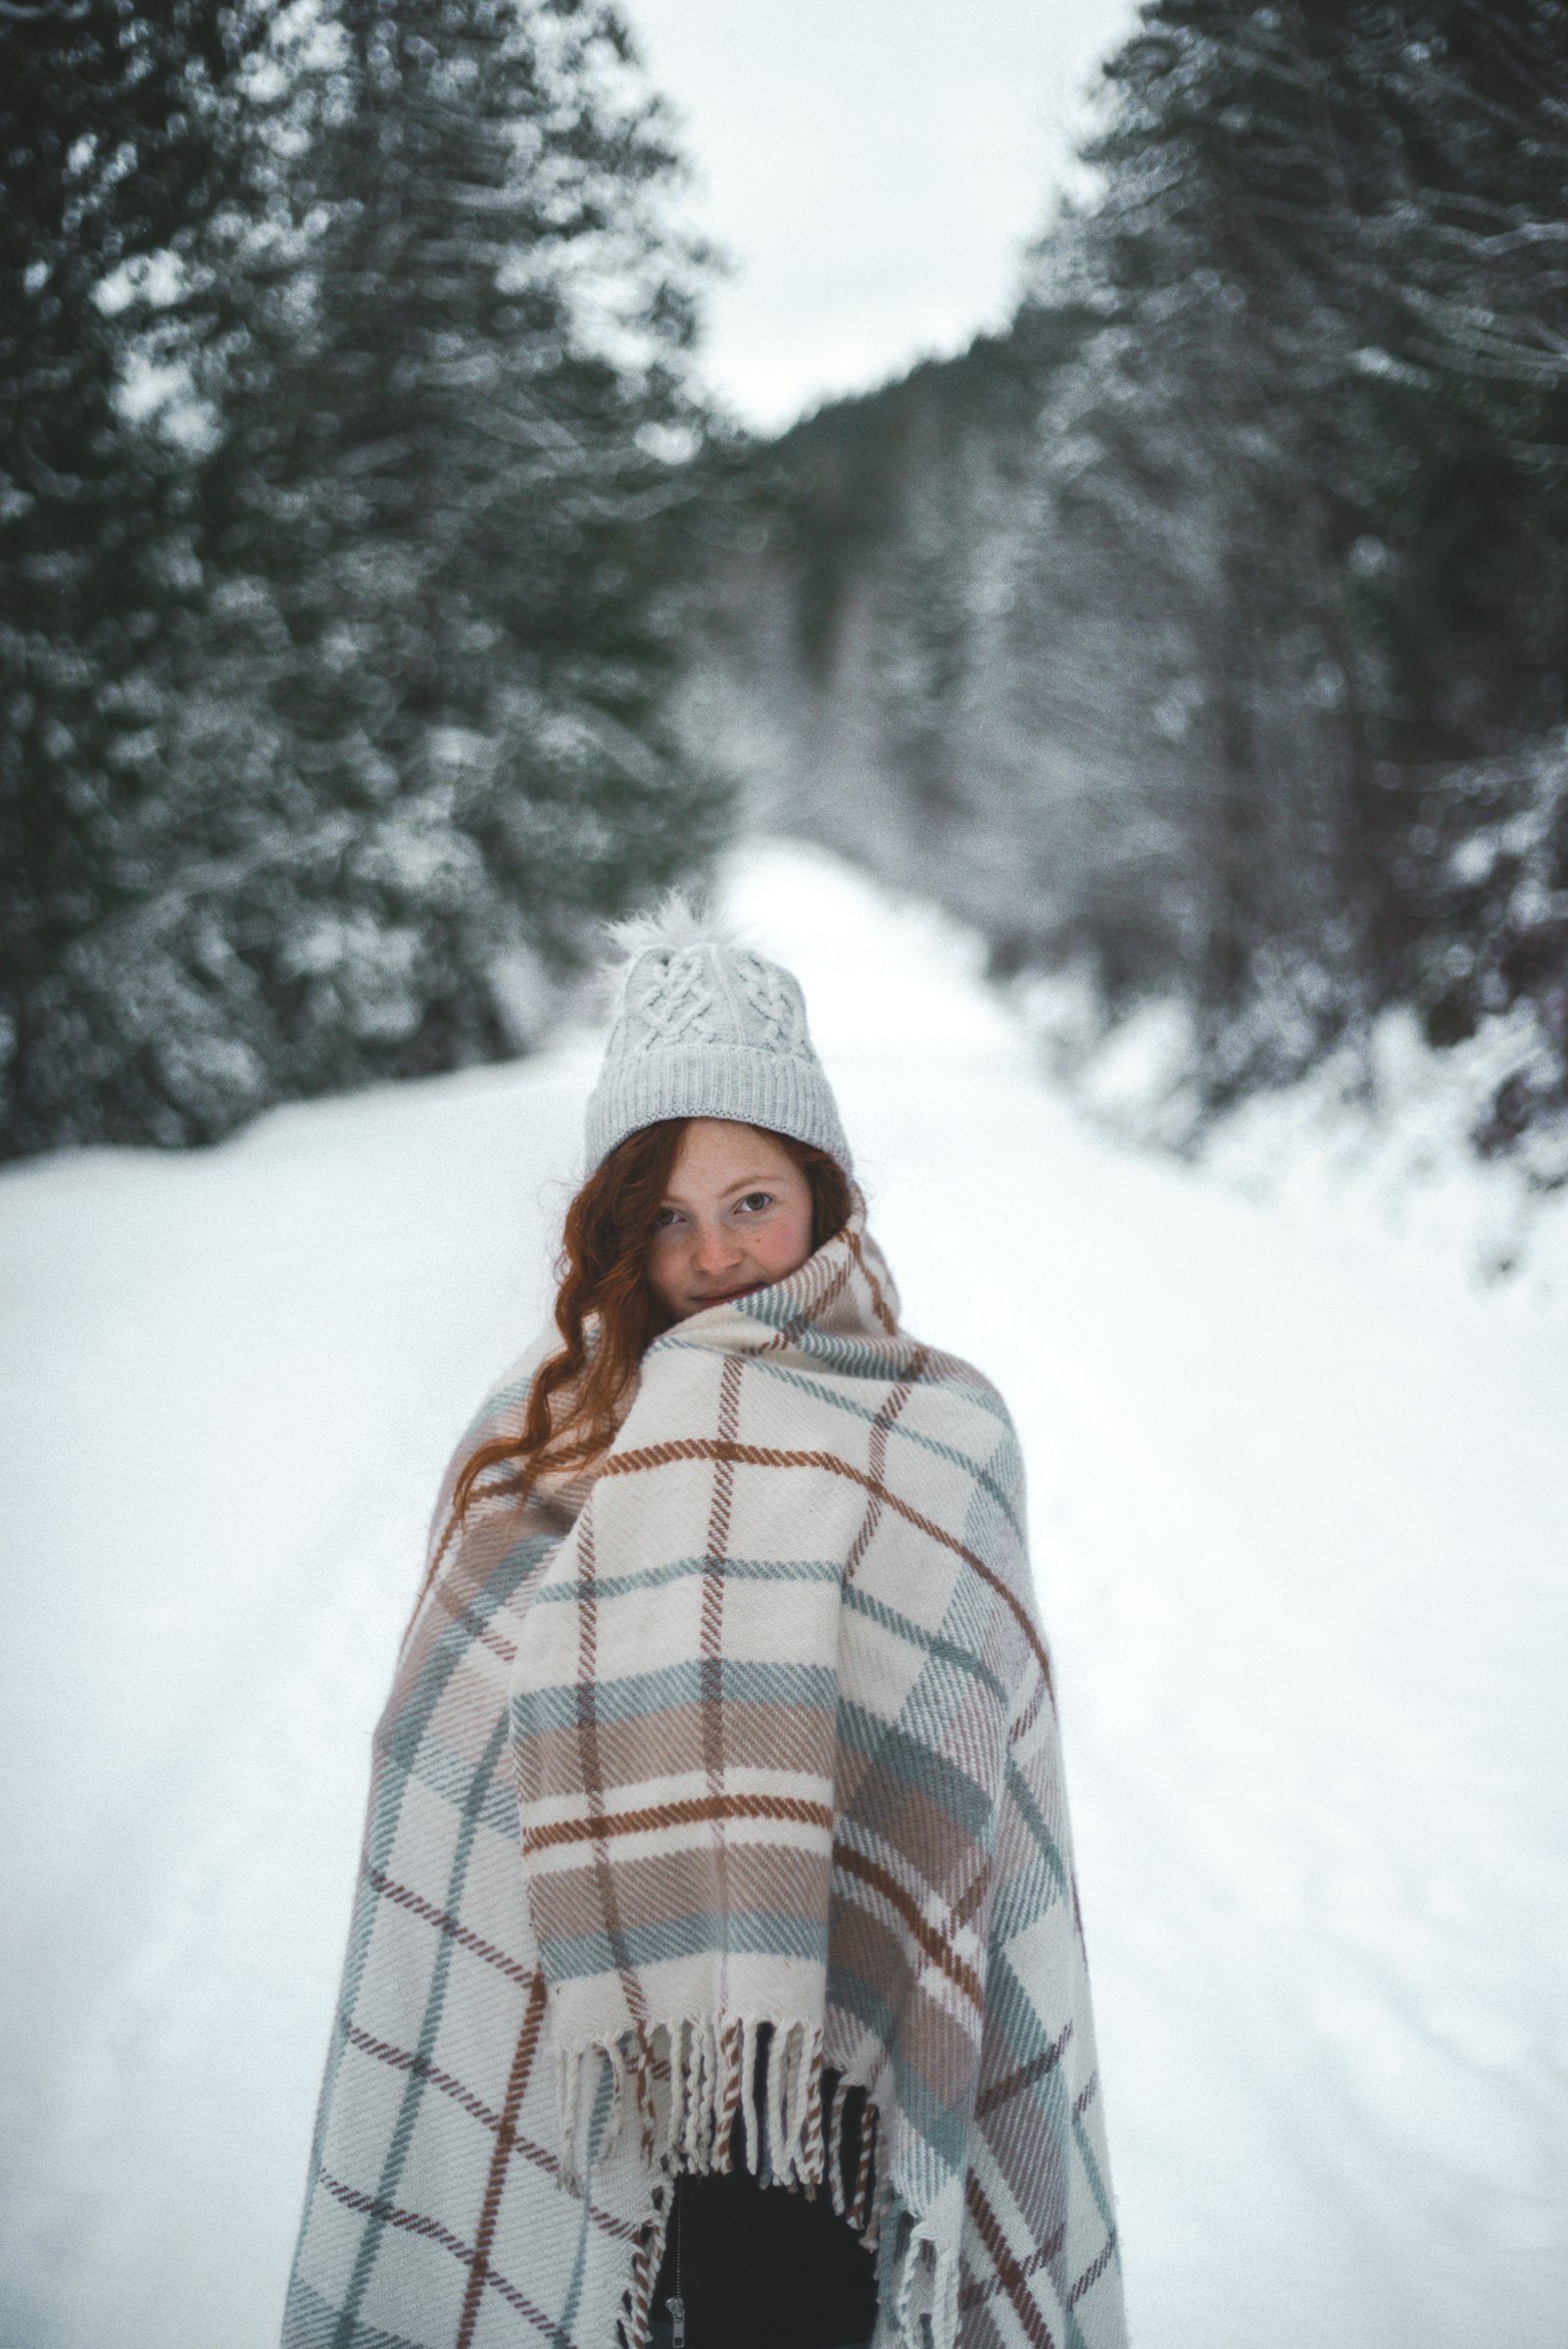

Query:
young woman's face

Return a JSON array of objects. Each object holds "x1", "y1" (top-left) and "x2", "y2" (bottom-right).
[{"x1": 646, "y1": 1118, "x2": 816, "y2": 1322}]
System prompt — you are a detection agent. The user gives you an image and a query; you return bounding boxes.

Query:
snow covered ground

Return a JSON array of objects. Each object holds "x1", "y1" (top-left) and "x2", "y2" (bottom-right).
[
  {"x1": 2, "y1": 840, "x2": 1564, "y2": 2349},
  {"x1": 1018, "y1": 970, "x2": 1568, "y2": 1318}
]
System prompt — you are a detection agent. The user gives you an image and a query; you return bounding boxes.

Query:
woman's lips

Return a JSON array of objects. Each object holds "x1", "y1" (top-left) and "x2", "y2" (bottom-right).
[{"x1": 689, "y1": 1281, "x2": 760, "y2": 1306}]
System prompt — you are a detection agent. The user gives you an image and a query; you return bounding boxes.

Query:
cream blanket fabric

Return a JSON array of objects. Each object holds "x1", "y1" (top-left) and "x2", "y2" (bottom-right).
[{"x1": 283, "y1": 1215, "x2": 1126, "y2": 2349}]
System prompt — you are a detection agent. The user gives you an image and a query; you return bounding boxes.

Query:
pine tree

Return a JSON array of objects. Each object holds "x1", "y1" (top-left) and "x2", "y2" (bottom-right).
[
  {"x1": 216, "y1": 0, "x2": 721, "y2": 1097},
  {"x1": 0, "y1": 0, "x2": 268, "y2": 1149},
  {"x1": 1067, "y1": 0, "x2": 1568, "y2": 1089},
  {"x1": 1, "y1": 0, "x2": 725, "y2": 1155}
]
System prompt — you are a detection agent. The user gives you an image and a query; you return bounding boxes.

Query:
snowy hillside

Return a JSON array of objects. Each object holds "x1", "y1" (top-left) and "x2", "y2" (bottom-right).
[{"x1": 1, "y1": 842, "x2": 1564, "y2": 2349}]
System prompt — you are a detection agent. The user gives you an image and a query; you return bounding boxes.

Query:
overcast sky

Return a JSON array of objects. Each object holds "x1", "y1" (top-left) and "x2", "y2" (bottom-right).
[{"x1": 626, "y1": 0, "x2": 1140, "y2": 432}]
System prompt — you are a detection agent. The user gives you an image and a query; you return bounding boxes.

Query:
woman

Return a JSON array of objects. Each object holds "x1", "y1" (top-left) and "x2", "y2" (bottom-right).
[{"x1": 283, "y1": 910, "x2": 1126, "y2": 2349}]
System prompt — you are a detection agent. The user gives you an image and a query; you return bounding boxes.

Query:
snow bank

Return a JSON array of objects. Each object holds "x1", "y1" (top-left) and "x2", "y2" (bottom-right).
[{"x1": 1018, "y1": 972, "x2": 1568, "y2": 1320}]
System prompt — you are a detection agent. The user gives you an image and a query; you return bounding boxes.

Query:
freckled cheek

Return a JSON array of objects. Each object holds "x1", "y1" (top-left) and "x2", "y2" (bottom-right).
[
  {"x1": 646, "y1": 1235, "x2": 687, "y2": 1297},
  {"x1": 753, "y1": 1209, "x2": 814, "y2": 1276}
]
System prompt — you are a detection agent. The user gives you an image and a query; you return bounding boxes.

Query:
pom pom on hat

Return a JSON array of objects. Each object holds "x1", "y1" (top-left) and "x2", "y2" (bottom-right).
[
  {"x1": 603, "y1": 889, "x2": 740, "y2": 970},
  {"x1": 584, "y1": 890, "x2": 852, "y2": 1173}
]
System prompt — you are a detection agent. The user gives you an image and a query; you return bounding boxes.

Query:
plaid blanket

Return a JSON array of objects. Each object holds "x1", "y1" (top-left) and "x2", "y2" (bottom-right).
[{"x1": 283, "y1": 1215, "x2": 1125, "y2": 2349}]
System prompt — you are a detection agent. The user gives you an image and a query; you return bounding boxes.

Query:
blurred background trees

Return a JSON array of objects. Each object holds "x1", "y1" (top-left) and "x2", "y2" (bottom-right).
[
  {"x1": 5, "y1": 0, "x2": 1567, "y2": 1183},
  {"x1": 1, "y1": 0, "x2": 721, "y2": 1153},
  {"x1": 694, "y1": 0, "x2": 1568, "y2": 1171}
]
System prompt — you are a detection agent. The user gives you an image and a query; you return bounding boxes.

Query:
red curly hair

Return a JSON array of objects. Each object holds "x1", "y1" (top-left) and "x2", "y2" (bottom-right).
[{"x1": 451, "y1": 1117, "x2": 852, "y2": 1523}]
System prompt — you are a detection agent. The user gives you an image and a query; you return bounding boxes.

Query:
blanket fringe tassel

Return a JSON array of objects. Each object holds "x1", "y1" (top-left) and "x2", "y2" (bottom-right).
[
  {"x1": 592, "y1": 2022, "x2": 949, "y2": 2349},
  {"x1": 891, "y1": 2211, "x2": 961, "y2": 2349},
  {"x1": 562, "y1": 2014, "x2": 831, "y2": 2198}
]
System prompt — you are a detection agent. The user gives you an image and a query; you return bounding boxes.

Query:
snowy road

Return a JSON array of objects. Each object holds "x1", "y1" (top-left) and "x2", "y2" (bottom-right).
[{"x1": 2, "y1": 844, "x2": 1564, "y2": 2348}]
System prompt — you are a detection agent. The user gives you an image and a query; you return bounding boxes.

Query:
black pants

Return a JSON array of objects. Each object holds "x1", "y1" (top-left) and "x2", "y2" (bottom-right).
[
  {"x1": 648, "y1": 2036, "x2": 879, "y2": 2349},
  {"x1": 649, "y1": 2163, "x2": 879, "y2": 2349},
  {"x1": 647, "y1": 2329, "x2": 872, "y2": 2349}
]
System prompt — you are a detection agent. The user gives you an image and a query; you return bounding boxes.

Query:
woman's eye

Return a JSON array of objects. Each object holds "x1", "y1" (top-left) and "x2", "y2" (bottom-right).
[
  {"x1": 738, "y1": 1192, "x2": 773, "y2": 1213},
  {"x1": 653, "y1": 1206, "x2": 682, "y2": 1229}
]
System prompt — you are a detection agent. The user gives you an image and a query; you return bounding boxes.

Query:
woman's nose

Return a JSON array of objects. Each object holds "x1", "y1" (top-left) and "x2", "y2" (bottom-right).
[{"x1": 692, "y1": 1218, "x2": 740, "y2": 1268}]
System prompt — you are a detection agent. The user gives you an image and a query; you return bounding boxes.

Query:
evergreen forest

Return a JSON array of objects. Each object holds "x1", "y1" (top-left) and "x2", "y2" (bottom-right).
[
  {"x1": 5, "y1": 0, "x2": 1567, "y2": 1188},
  {"x1": 694, "y1": 0, "x2": 1568, "y2": 1181},
  {"x1": 1, "y1": 0, "x2": 721, "y2": 1153}
]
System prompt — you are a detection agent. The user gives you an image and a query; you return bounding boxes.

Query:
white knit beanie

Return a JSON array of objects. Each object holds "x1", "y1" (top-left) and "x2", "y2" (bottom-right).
[{"x1": 584, "y1": 898, "x2": 853, "y2": 1174}]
